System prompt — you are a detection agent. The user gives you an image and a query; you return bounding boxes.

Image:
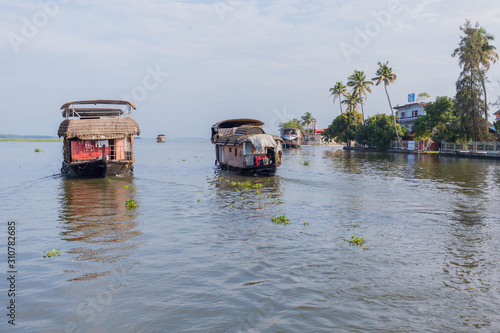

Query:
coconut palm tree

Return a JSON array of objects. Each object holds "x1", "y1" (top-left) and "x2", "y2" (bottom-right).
[
  {"x1": 373, "y1": 61, "x2": 399, "y2": 141},
  {"x1": 329, "y1": 81, "x2": 347, "y2": 114},
  {"x1": 301, "y1": 112, "x2": 316, "y2": 135},
  {"x1": 347, "y1": 70, "x2": 373, "y2": 122},
  {"x1": 478, "y1": 27, "x2": 499, "y2": 120},
  {"x1": 342, "y1": 91, "x2": 360, "y2": 133},
  {"x1": 452, "y1": 21, "x2": 498, "y2": 121}
]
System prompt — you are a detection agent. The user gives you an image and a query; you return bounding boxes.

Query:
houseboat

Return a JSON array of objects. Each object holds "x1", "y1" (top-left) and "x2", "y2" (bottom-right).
[
  {"x1": 280, "y1": 128, "x2": 302, "y2": 148},
  {"x1": 211, "y1": 118, "x2": 284, "y2": 176},
  {"x1": 58, "y1": 100, "x2": 140, "y2": 177},
  {"x1": 156, "y1": 134, "x2": 166, "y2": 143}
]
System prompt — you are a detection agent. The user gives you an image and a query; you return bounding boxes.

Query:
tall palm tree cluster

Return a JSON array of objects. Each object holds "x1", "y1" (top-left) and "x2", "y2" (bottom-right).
[
  {"x1": 329, "y1": 61, "x2": 399, "y2": 141},
  {"x1": 452, "y1": 20, "x2": 498, "y2": 140}
]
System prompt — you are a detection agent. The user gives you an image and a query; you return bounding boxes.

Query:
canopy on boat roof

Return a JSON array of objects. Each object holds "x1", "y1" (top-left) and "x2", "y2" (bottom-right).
[
  {"x1": 212, "y1": 118, "x2": 264, "y2": 129},
  {"x1": 58, "y1": 118, "x2": 140, "y2": 139},
  {"x1": 61, "y1": 100, "x2": 136, "y2": 110}
]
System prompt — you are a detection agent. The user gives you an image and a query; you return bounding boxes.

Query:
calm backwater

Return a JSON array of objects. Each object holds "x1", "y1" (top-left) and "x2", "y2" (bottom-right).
[{"x1": 1, "y1": 139, "x2": 500, "y2": 332}]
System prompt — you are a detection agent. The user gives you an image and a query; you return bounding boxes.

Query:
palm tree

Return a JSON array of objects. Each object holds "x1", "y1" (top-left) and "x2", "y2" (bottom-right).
[
  {"x1": 478, "y1": 27, "x2": 499, "y2": 120},
  {"x1": 342, "y1": 91, "x2": 360, "y2": 133},
  {"x1": 301, "y1": 112, "x2": 316, "y2": 135},
  {"x1": 347, "y1": 70, "x2": 373, "y2": 122},
  {"x1": 452, "y1": 21, "x2": 498, "y2": 122},
  {"x1": 373, "y1": 61, "x2": 399, "y2": 141},
  {"x1": 329, "y1": 81, "x2": 347, "y2": 114}
]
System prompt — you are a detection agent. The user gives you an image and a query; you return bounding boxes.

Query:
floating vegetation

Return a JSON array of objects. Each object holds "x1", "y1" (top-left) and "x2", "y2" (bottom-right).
[
  {"x1": 271, "y1": 214, "x2": 291, "y2": 225},
  {"x1": 182, "y1": 159, "x2": 186, "y2": 162},
  {"x1": 43, "y1": 249, "x2": 60, "y2": 258},
  {"x1": 34, "y1": 148, "x2": 43, "y2": 152},
  {"x1": 197, "y1": 199, "x2": 200, "y2": 202},
  {"x1": 303, "y1": 161, "x2": 309, "y2": 166},
  {"x1": 125, "y1": 199, "x2": 139, "y2": 208},
  {"x1": 348, "y1": 236, "x2": 366, "y2": 250},
  {"x1": 122, "y1": 185, "x2": 136, "y2": 189},
  {"x1": 255, "y1": 190, "x2": 260, "y2": 195},
  {"x1": 303, "y1": 221, "x2": 309, "y2": 226}
]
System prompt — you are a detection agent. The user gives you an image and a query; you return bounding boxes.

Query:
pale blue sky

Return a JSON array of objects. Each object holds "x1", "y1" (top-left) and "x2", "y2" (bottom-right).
[{"x1": 1, "y1": 0, "x2": 500, "y2": 138}]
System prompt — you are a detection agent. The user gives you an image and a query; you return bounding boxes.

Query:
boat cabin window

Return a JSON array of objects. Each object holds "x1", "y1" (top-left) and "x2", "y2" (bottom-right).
[
  {"x1": 235, "y1": 148, "x2": 237, "y2": 156},
  {"x1": 229, "y1": 147, "x2": 232, "y2": 153}
]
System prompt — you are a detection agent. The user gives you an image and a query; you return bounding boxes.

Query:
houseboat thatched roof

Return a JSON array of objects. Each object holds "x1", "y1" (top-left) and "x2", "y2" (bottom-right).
[
  {"x1": 58, "y1": 118, "x2": 140, "y2": 140},
  {"x1": 215, "y1": 131, "x2": 283, "y2": 146},
  {"x1": 211, "y1": 119, "x2": 267, "y2": 143},
  {"x1": 212, "y1": 118, "x2": 264, "y2": 129}
]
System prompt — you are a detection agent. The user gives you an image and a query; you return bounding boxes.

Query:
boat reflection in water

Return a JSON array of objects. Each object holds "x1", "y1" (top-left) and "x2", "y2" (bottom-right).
[{"x1": 58, "y1": 177, "x2": 142, "y2": 281}]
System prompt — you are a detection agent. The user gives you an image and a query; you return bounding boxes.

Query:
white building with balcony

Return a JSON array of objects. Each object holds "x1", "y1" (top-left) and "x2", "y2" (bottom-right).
[{"x1": 393, "y1": 102, "x2": 427, "y2": 136}]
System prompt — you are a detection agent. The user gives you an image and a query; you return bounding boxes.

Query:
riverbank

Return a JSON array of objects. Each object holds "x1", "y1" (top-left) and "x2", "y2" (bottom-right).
[
  {"x1": 0, "y1": 138, "x2": 62, "y2": 142},
  {"x1": 343, "y1": 146, "x2": 500, "y2": 160}
]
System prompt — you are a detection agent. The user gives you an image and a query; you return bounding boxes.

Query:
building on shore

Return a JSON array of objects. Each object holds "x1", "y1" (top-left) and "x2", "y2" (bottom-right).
[
  {"x1": 493, "y1": 109, "x2": 500, "y2": 123},
  {"x1": 393, "y1": 102, "x2": 428, "y2": 138}
]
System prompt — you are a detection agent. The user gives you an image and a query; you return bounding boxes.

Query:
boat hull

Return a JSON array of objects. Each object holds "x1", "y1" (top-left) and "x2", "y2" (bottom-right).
[
  {"x1": 63, "y1": 161, "x2": 133, "y2": 178},
  {"x1": 218, "y1": 163, "x2": 277, "y2": 176}
]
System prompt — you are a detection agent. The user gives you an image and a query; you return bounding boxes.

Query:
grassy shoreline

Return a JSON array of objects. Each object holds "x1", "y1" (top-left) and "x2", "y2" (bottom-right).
[{"x1": 0, "y1": 138, "x2": 62, "y2": 142}]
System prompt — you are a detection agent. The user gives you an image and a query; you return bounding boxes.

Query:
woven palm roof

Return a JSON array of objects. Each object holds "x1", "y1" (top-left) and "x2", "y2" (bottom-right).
[{"x1": 58, "y1": 118, "x2": 140, "y2": 139}]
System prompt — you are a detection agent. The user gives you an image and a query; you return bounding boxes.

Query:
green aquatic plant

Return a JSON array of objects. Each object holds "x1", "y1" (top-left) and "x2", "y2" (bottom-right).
[
  {"x1": 303, "y1": 161, "x2": 309, "y2": 166},
  {"x1": 271, "y1": 214, "x2": 291, "y2": 225},
  {"x1": 255, "y1": 190, "x2": 260, "y2": 195},
  {"x1": 348, "y1": 235, "x2": 366, "y2": 246},
  {"x1": 43, "y1": 249, "x2": 60, "y2": 258},
  {"x1": 125, "y1": 199, "x2": 139, "y2": 208},
  {"x1": 34, "y1": 148, "x2": 43, "y2": 152},
  {"x1": 122, "y1": 185, "x2": 136, "y2": 189},
  {"x1": 303, "y1": 221, "x2": 309, "y2": 226}
]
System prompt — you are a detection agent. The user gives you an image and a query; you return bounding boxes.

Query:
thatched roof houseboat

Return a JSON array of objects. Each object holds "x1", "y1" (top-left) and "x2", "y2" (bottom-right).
[
  {"x1": 58, "y1": 100, "x2": 140, "y2": 177},
  {"x1": 211, "y1": 119, "x2": 283, "y2": 176},
  {"x1": 280, "y1": 128, "x2": 302, "y2": 148},
  {"x1": 156, "y1": 134, "x2": 166, "y2": 143}
]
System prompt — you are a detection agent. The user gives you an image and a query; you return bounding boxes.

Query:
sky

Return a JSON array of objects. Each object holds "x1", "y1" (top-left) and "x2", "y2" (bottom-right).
[{"x1": 1, "y1": 0, "x2": 500, "y2": 138}]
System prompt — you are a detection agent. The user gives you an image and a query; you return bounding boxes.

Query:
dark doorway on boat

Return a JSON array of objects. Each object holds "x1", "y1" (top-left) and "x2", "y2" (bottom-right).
[{"x1": 109, "y1": 139, "x2": 116, "y2": 160}]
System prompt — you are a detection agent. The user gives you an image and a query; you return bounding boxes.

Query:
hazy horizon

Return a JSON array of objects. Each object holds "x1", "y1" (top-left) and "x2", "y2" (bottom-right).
[{"x1": 1, "y1": 0, "x2": 500, "y2": 138}]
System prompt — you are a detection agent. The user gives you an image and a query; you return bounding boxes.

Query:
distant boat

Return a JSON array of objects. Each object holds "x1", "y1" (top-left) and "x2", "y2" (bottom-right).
[
  {"x1": 58, "y1": 100, "x2": 140, "y2": 178},
  {"x1": 211, "y1": 118, "x2": 284, "y2": 176},
  {"x1": 280, "y1": 128, "x2": 302, "y2": 148},
  {"x1": 156, "y1": 134, "x2": 166, "y2": 143}
]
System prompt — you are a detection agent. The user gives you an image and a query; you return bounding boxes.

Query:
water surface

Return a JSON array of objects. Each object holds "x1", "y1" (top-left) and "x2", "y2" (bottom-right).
[{"x1": 1, "y1": 140, "x2": 499, "y2": 332}]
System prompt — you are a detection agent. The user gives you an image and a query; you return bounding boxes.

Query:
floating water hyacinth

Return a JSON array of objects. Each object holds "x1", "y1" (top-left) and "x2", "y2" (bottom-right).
[
  {"x1": 125, "y1": 199, "x2": 139, "y2": 208},
  {"x1": 271, "y1": 214, "x2": 291, "y2": 225},
  {"x1": 43, "y1": 249, "x2": 60, "y2": 258},
  {"x1": 348, "y1": 236, "x2": 366, "y2": 250}
]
